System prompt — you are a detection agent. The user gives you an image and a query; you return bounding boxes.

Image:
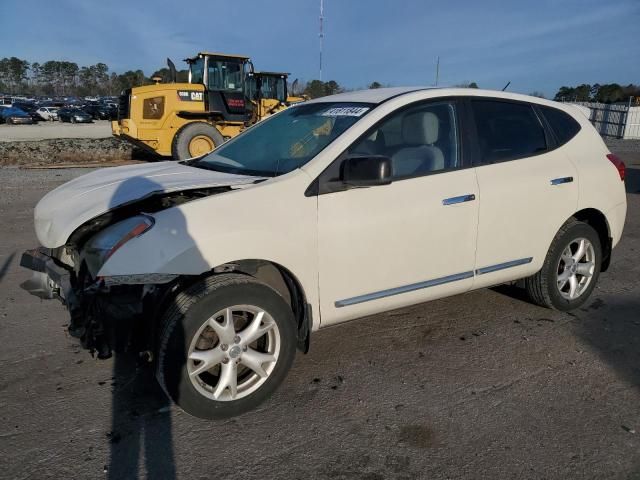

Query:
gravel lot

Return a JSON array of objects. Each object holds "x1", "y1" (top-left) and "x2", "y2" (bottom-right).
[
  {"x1": 0, "y1": 149, "x2": 639, "y2": 480},
  {"x1": 0, "y1": 121, "x2": 112, "y2": 142}
]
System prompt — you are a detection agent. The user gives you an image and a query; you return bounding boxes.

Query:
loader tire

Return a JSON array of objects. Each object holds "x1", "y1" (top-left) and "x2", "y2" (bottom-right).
[{"x1": 172, "y1": 122, "x2": 224, "y2": 160}]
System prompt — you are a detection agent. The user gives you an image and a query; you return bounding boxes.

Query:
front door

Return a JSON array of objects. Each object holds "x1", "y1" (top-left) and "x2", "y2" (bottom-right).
[{"x1": 316, "y1": 99, "x2": 480, "y2": 326}]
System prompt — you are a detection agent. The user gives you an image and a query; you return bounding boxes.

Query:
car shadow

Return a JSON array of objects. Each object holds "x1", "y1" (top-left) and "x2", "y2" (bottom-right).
[
  {"x1": 107, "y1": 355, "x2": 176, "y2": 480},
  {"x1": 624, "y1": 165, "x2": 639, "y2": 194},
  {"x1": 0, "y1": 251, "x2": 16, "y2": 283},
  {"x1": 572, "y1": 298, "x2": 640, "y2": 391},
  {"x1": 104, "y1": 174, "x2": 200, "y2": 479},
  {"x1": 491, "y1": 283, "x2": 640, "y2": 392},
  {"x1": 572, "y1": 297, "x2": 640, "y2": 479}
]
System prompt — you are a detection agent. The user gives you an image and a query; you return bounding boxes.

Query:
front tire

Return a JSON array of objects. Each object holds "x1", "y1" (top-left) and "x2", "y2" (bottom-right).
[
  {"x1": 156, "y1": 274, "x2": 297, "y2": 419},
  {"x1": 172, "y1": 122, "x2": 224, "y2": 160},
  {"x1": 525, "y1": 219, "x2": 602, "y2": 311}
]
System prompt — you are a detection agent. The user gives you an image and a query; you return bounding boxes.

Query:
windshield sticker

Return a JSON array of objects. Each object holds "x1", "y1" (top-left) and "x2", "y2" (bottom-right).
[{"x1": 320, "y1": 106, "x2": 369, "y2": 117}]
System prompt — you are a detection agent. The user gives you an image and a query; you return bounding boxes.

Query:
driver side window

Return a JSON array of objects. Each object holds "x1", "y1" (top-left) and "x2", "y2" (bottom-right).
[{"x1": 348, "y1": 101, "x2": 460, "y2": 179}]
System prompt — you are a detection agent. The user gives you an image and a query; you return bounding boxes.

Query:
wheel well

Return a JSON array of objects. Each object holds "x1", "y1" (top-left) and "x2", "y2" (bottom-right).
[
  {"x1": 572, "y1": 208, "x2": 612, "y2": 272},
  {"x1": 211, "y1": 259, "x2": 311, "y2": 352}
]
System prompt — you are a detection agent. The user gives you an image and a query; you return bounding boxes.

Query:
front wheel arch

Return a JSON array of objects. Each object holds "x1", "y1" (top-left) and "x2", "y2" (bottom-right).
[
  {"x1": 153, "y1": 260, "x2": 312, "y2": 355},
  {"x1": 155, "y1": 272, "x2": 298, "y2": 419}
]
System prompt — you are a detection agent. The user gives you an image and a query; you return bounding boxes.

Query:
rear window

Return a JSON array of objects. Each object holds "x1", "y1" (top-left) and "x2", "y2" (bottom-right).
[
  {"x1": 540, "y1": 106, "x2": 581, "y2": 146},
  {"x1": 471, "y1": 100, "x2": 547, "y2": 164}
]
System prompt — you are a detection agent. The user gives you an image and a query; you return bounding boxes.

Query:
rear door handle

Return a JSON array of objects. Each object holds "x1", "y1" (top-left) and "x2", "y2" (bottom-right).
[
  {"x1": 550, "y1": 176, "x2": 573, "y2": 185},
  {"x1": 442, "y1": 194, "x2": 476, "y2": 205}
]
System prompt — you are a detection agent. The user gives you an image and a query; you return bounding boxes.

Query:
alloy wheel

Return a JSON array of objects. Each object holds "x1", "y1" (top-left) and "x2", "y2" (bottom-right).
[
  {"x1": 556, "y1": 237, "x2": 596, "y2": 300},
  {"x1": 187, "y1": 305, "x2": 280, "y2": 401}
]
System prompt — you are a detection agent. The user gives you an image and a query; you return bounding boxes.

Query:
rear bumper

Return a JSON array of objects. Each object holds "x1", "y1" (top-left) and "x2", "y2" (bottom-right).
[
  {"x1": 20, "y1": 248, "x2": 72, "y2": 302},
  {"x1": 10, "y1": 118, "x2": 33, "y2": 124}
]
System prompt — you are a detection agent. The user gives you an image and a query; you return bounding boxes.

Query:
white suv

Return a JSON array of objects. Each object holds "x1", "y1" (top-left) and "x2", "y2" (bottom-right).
[{"x1": 21, "y1": 88, "x2": 627, "y2": 419}]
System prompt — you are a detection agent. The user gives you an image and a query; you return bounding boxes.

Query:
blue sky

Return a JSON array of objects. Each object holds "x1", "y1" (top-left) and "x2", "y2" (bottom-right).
[{"x1": 1, "y1": 0, "x2": 638, "y2": 96}]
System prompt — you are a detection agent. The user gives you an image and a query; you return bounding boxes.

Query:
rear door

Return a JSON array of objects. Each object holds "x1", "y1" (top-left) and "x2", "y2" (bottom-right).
[{"x1": 468, "y1": 98, "x2": 579, "y2": 288}]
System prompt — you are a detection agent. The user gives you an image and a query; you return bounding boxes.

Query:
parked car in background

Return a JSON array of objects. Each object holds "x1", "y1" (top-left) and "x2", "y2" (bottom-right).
[
  {"x1": 57, "y1": 108, "x2": 93, "y2": 123},
  {"x1": 13, "y1": 103, "x2": 41, "y2": 123},
  {"x1": 83, "y1": 104, "x2": 117, "y2": 120},
  {"x1": 20, "y1": 87, "x2": 627, "y2": 420},
  {"x1": 36, "y1": 106, "x2": 59, "y2": 121},
  {"x1": 0, "y1": 107, "x2": 34, "y2": 125}
]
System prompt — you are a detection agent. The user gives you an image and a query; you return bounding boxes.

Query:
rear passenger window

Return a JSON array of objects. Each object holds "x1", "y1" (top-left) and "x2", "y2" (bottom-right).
[
  {"x1": 540, "y1": 106, "x2": 581, "y2": 146},
  {"x1": 471, "y1": 100, "x2": 547, "y2": 164}
]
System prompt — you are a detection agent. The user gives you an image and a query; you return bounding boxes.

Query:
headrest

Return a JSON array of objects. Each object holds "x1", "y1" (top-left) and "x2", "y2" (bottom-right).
[{"x1": 402, "y1": 111, "x2": 439, "y2": 145}]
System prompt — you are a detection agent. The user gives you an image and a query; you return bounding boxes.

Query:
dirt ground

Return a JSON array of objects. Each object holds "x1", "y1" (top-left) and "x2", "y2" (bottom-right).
[{"x1": 0, "y1": 150, "x2": 639, "y2": 480}]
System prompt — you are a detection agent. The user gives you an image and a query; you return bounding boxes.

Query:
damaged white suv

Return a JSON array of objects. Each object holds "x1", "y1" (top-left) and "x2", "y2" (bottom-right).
[{"x1": 21, "y1": 88, "x2": 627, "y2": 419}]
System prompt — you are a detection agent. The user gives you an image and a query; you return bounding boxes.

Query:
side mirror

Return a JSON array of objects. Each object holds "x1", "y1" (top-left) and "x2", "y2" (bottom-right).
[{"x1": 341, "y1": 155, "x2": 393, "y2": 187}]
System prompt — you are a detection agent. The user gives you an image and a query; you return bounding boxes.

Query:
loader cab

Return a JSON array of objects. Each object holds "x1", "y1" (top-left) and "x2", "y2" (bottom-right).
[
  {"x1": 246, "y1": 72, "x2": 288, "y2": 104},
  {"x1": 185, "y1": 52, "x2": 254, "y2": 123}
]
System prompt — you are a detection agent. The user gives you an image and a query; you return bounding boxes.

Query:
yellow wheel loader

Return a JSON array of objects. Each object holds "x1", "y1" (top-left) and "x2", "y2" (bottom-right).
[
  {"x1": 112, "y1": 52, "x2": 304, "y2": 160},
  {"x1": 246, "y1": 72, "x2": 309, "y2": 121}
]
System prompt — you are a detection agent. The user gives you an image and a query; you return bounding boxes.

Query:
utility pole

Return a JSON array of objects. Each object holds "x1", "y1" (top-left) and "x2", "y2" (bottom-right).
[
  {"x1": 319, "y1": 0, "x2": 324, "y2": 81},
  {"x1": 435, "y1": 56, "x2": 440, "y2": 86}
]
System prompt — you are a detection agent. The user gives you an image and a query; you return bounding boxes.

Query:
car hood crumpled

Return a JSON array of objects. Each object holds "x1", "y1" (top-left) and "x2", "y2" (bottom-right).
[{"x1": 34, "y1": 161, "x2": 264, "y2": 248}]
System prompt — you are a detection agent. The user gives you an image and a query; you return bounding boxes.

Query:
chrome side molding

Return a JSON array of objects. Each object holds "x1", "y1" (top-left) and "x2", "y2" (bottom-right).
[
  {"x1": 476, "y1": 257, "x2": 533, "y2": 275},
  {"x1": 334, "y1": 257, "x2": 534, "y2": 308},
  {"x1": 335, "y1": 271, "x2": 474, "y2": 308}
]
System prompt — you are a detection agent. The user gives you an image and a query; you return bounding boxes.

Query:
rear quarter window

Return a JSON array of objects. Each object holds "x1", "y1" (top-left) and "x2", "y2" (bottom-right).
[{"x1": 540, "y1": 106, "x2": 582, "y2": 146}]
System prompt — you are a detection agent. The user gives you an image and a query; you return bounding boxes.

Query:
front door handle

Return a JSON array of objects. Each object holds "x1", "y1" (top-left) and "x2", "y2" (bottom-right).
[
  {"x1": 442, "y1": 194, "x2": 476, "y2": 206},
  {"x1": 550, "y1": 176, "x2": 573, "y2": 186}
]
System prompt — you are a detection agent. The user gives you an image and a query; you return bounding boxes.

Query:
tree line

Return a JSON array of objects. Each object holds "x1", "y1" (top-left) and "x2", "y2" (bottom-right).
[
  {"x1": 0, "y1": 56, "x2": 350, "y2": 99},
  {"x1": 0, "y1": 57, "x2": 153, "y2": 97},
  {"x1": 554, "y1": 83, "x2": 640, "y2": 104},
  {"x1": 4, "y1": 56, "x2": 636, "y2": 103}
]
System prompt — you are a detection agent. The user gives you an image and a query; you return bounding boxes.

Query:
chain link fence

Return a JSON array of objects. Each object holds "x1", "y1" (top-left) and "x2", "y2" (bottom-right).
[{"x1": 572, "y1": 100, "x2": 640, "y2": 139}]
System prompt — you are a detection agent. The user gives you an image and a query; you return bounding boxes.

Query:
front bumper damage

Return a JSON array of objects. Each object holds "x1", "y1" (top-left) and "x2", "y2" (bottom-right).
[
  {"x1": 20, "y1": 247, "x2": 150, "y2": 359},
  {"x1": 20, "y1": 247, "x2": 74, "y2": 302}
]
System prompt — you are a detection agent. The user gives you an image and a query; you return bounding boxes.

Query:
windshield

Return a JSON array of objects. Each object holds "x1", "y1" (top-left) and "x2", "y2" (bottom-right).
[
  {"x1": 189, "y1": 102, "x2": 373, "y2": 177},
  {"x1": 261, "y1": 76, "x2": 286, "y2": 102},
  {"x1": 207, "y1": 59, "x2": 244, "y2": 92}
]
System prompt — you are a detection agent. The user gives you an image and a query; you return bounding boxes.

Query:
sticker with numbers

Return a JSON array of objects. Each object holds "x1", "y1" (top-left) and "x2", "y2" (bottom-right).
[
  {"x1": 320, "y1": 106, "x2": 369, "y2": 117},
  {"x1": 177, "y1": 90, "x2": 204, "y2": 101}
]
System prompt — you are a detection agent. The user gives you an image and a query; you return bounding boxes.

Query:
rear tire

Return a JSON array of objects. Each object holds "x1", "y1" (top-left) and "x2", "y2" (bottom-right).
[
  {"x1": 172, "y1": 122, "x2": 224, "y2": 160},
  {"x1": 156, "y1": 274, "x2": 297, "y2": 419},
  {"x1": 525, "y1": 219, "x2": 602, "y2": 311}
]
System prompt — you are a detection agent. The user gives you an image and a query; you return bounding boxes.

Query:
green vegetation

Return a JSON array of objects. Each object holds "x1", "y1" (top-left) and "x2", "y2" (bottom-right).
[
  {"x1": 2, "y1": 55, "x2": 638, "y2": 104},
  {"x1": 554, "y1": 84, "x2": 640, "y2": 103},
  {"x1": 0, "y1": 56, "x2": 150, "y2": 96}
]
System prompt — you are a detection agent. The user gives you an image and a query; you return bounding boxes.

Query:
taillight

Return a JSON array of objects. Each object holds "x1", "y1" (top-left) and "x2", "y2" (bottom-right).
[{"x1": 606, "y1": 153, "x2": 625, "y2": 181}]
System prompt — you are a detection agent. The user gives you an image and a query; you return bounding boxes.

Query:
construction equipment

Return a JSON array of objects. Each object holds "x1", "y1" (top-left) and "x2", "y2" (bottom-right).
[
  {"x1": 246, "y1": 71, "x2": 308, "y2": 121},
  {"x1": 246, "y1": 71, "x2": 289, "y2": 120},
  {"x1": 112, "y1": 52, "x2": 305, "y2": 160}
]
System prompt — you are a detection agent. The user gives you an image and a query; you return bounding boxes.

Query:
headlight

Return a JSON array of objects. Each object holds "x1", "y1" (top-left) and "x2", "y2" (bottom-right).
[{"x1": 83, "y1": 215, "x2": 154, "y2": 277}]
